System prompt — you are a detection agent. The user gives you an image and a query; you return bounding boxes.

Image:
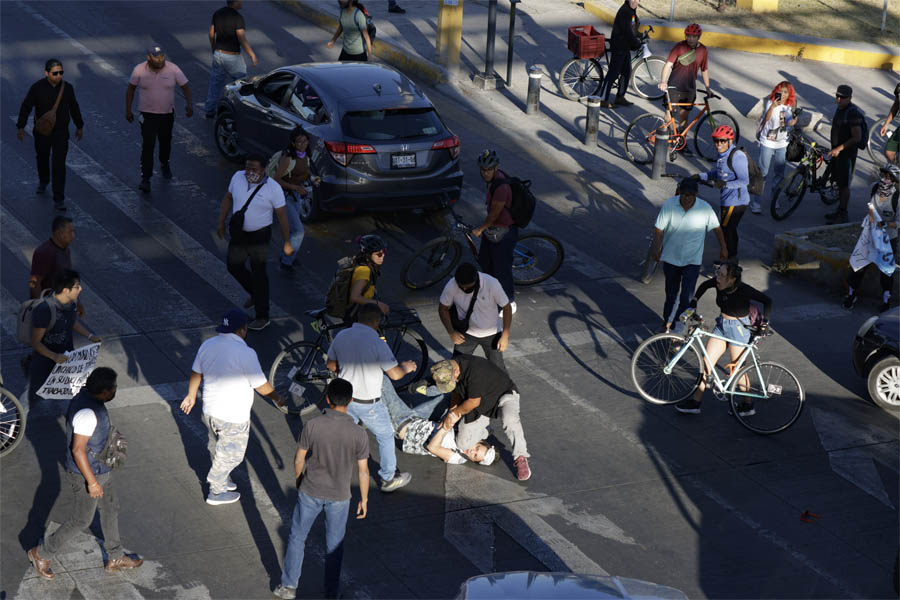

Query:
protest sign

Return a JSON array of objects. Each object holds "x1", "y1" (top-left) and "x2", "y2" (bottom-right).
[{"x1": 36, "y1": 343, "x2": 101, "y2": 400}]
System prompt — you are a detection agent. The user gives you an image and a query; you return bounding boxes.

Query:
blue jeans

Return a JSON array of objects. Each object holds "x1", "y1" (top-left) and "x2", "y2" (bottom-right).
[
  {"x1": 205, "y1": 51, "x2": 248, "y2": 117},
  {"x1": 380, "y1": 375, "x2": 447, "y2": 434},
  {"x1": 662, "y1": 262, "x2": 700, "y2": 327},
  {"x1": 280, "y1": 490, "x2": 350, "y2": 596},
  {"x1": 753, "y1": 145, "x2": 786, "y2": 209},
  {"x1": 281, "y1": 191, "x2": 306, "y2": 266},
  {"x1": 345, "y1": 396, "x2": 397, "y2": 482},
  {"x1": 478, "y1": 225, "x2": 518, "y2": 301}
]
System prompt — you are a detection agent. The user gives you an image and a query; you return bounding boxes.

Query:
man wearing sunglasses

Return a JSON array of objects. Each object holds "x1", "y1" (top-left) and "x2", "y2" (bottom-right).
[
  {"x1": 694, "y1": 125, "x2": 748, "y2": 261},
  {"x1": 825, "y1": 84, "x2": 864, "y2": 224},
  {"x1": 17, "y1": 59, "x2": 85, "y2": 212}
]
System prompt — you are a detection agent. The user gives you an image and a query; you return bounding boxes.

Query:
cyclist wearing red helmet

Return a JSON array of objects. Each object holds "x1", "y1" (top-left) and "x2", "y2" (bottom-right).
[
  {"x1": 658, "y1": 23, "x2": 711, "y2": 135},
  {"x1": 694, "y1": 124, "x2": 749, "y2": 260}
]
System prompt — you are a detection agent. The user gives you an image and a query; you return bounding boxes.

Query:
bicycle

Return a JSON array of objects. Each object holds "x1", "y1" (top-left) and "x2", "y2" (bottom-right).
[
  {"x1": 868, "y1": 115, "x2": 899, "y2": 165},
  {"x1": 0, "y1": 373, "x2": 26, "y2": 458},
  {"x1": 770, "y1": 132, "x2": 838, "y2": 221},
  {"x1": 558, "y1": 25, "x2": 666, "y2": 102},
  {"x1": 400, "y1": 201, "x2": 564, "y2": 290},
  {"x1": 630, "y1": 310, "x2": 804, "y2": 434},
  {"x1": 624, "y1": 89, "x2": 740, "y2": 165},
  {"x1": 268, "y1": 307, "x2": 429, "y2": 415}
]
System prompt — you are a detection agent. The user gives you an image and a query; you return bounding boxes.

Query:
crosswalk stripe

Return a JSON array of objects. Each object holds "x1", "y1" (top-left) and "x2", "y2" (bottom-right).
[{"x1": 0, "y1": 206, "x2": 138, "y2": 337}]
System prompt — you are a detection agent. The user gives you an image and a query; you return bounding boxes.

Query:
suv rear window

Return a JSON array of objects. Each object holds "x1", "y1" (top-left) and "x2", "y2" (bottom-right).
[{"x1": 342, "y1": 108, "x2": 442, "y2": 141}]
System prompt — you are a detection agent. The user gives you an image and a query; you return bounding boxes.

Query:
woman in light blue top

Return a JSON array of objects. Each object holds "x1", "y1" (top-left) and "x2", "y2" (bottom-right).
[{"x1": 327, "y1": 0, "x2": 373, "y2": 61}]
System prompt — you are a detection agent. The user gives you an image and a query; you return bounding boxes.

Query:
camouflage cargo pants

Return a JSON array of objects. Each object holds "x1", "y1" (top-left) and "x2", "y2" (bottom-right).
[{"x1": 203, "y1": 414, "x2": 250, "y2": 495}]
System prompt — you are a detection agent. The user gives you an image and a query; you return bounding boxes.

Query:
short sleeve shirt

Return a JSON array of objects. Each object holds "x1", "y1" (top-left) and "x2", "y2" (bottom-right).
[
  {"x1": 30, "y1": 239, "x2": 71, "y2": 294},
  {"x1": 328, "y1": 324, "x2": 398, "y2": 400},
  {"x1": 454, "y1": 355, "x2": 515, "y2": 423},
  {"x1": 758, "y1": 99, "x2": 793, "y2": 149},
  {"x1": 339, "y1": 8, "x2": 369, "y2": 55},
  {"x1": 402, "y1": 418, "x2": 466, "y2": 464},
  {"x1": 212, "y1": 6, "x2": 245, "y2": 53},
  {"x1": 351, "y1": 265, "x2": 376, "y2": 299},
  {"x1": 192, "y1": 333, "x2": 267, "y2": 423},
  {"x1": 439, "y1": 272, "x2": 509, "y2": 338},
  {"x1": 487, "y1": 171, "x2": 514, "y2": 228},
  {"x1": 299, "y1": 408, "x2": 369, "y2": 501},
  {"x1": 32, "y1": 296, "x2": 77, "y2": 353},
  {"x1": 666, "y1": 42, "x2": 708, "y2": 92},
  {"x1": 227, "y1": 173, "x2": 285, "y2": 232},
  {"x1": 129, "y1": 61, "x2": 188, "y2": 114},
  {"x1": 655, "y1": 196, "x2": 720, "y2": 267},
  {"x1": 831, "y1": 103, "x2": 864, "y2": 158},
  {"x1": 72, "y1": 408, "x2": 98, "y2": 436}
]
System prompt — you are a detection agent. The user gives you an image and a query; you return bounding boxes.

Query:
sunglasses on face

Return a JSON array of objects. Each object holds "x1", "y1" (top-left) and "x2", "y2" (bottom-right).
[
  {"x1": 372, "y1": 250, "x2": 385, "y2": 257},
  {"x1": 713, "y1": 139, "x2": 729, "y2": 144},
  {"x1": 835, "y1": 94, "x2": 848, "y2": 99},
  {"x1": 50, "y1": 70, "x2": 63, "y2": 76}
]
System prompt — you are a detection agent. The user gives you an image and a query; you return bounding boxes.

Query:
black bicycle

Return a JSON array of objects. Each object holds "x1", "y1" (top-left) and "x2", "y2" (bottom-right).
[
  {"x1": 268, "y1": 308, "x2": 429, "y2": 415},
  {"x1": 0, "y1": 373, "x2": 25, "y2": 458},
  {"x1": 770, "y1": 132, "x2": 838, "y2": 221}
]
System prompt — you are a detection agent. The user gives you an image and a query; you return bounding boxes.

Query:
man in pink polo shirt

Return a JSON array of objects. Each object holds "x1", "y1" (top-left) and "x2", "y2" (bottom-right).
[{"x1": 126, "y1": 45, "x2": 192, "y2": 193}]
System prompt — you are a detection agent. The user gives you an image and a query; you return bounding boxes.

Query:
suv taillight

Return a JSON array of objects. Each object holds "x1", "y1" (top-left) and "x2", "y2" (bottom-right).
[
  {"x1": 432, "y1": 135, "x2": 460, "y2": 160},
  {"x1": 325, "y1": 141, "x2": 376, "y2": 166}
]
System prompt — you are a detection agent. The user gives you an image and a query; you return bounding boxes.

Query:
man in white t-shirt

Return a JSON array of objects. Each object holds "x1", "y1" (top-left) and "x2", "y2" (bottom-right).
[
  {"x1": 216, "y1": 153, "x2": 293, "y2": 331},
  {"x1": 753, "y1": 83, "x2": 798, "y2": 214},
  {"x1": 181, "y1": 308, "x2": 287, "y2": 505},
  {"x1": 439, "y1": 262, "x2": 512, "y2": 371}
]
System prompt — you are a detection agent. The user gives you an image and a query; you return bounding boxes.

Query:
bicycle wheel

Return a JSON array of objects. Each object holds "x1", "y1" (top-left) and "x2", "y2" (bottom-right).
[
  {"x1": 639, "y1": 237, "x2": 658, "y2": 284},
  {"x1": 400, "y1": 237, "x2": 463, "y2": 290},
  {"x1": 867, "y1": 117, "x2": 893, "y2": 164},
  {"x1": 631, "y1": 333, "x2": 703, "y2": 405},
  {"x1": 558, "y1": 58, "x2": 604, "y2": 101},
  {"x1": 818, "y1": 163, "x2": 840, "y2": 205},
  {"x1": 729, "y1": 361, "x2": 804, "y2": 434},
  {"x1": 625, "y1": 113, "x2": 669, "y2": 165},
  {"x1": 770, "y1": 169, "x2": 808, "y2": 221},
  {"x1": 694, "y1": 111, "x2": 741, "y2": 161},
  {"x1": 0, "y1": 386, "x2": 26, "y2": 457},
  {"x1": 512, "y1": 234, "x2": 564, "y2": 286},
  {"x1": 269, "y1": 342, "x2": 331, "y2": 416},
  {"x1": 629, "y1": 56, "x2": 666, "y2": 100},
  {"x1": 384, "y1": 327, "x2": 428, "y2": 391}
]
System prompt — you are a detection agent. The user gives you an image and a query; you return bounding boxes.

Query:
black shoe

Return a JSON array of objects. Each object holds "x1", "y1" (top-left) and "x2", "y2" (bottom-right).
[
  {"x1": 247, "y1": 318, "x2": 270, "y2": 331},
  {"x1": 825, "y1": 209, "x2": 848, "y2": 224},
  {"x1": 160, "y1": 163, "x2": 173, "y2": 179},
  {"x1": 842, "y1": 293, "x2": 857, "y2": 309},
  {"x1": 138, "y1": 179, "x2": 151, "y2": 193},
  {"x1": 614, "y1": 97, "x2": 633, "y2": 107},
  {"x1": 675, "y1": 398, "x2": 701, "y2": 414},
  {"x1": 600, "y1": 100, "x2": 616, "y2": 109},
  {"x1": 54, "y1": 202, "x2": 67, "y2": 212},
  {"x1": 36, "y1": 182, "x2": 48, "y2": 194},
  {"x1": 735, "y1": 401, "x2": 756, "y2": 417},
  {"x1": 388, "y1": 4, "x2": 406, "y2": 13},
  {"x1": 279, "y1": 262, "x2": 294, "y2": 272}
]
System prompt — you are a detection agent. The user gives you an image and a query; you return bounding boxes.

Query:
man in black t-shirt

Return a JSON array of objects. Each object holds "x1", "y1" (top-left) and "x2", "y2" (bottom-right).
[
  {"x1": 431, "y1": 356, "x2": 531, "y2": 481},
  {"x1": 28, "y1": 269, "x2": 102, "y2": 404},
  {"x1": 17, "y1": 58, "x2": 85, "y2": 211},
  {"x1": 204, "y1": 0, "x2": 258, "y2": 119},
  {"x1": 599, "y1": 0, "x2": 641, "y2": 109},
  {"x1": 825, "y1": 84, "x2": 864, "y2": 224}
]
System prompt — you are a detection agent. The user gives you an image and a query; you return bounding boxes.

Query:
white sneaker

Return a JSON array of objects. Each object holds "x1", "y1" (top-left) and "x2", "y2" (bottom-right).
[{"x1": 206, "y1": 491, "x2": 240, "y2": 505}]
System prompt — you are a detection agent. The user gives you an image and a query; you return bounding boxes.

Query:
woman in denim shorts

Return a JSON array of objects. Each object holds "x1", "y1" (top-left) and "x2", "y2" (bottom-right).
[{"x1": 675, "y1": 261, "x2": 772, "y2": 415}]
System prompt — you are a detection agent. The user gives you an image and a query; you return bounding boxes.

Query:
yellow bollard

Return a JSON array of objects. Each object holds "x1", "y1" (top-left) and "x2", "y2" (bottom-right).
[
  {"x1": 437, "y1": 0, "x2": 464, "y2": 72},
  {"x1": 736, "y1": 0, "x2": 779, "y2": 13}
]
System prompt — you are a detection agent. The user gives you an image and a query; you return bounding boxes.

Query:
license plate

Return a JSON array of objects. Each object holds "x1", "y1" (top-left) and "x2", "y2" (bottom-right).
[
  {"x1": 391, "y1": 152, "x2": 416, "y2": 169},
  {"x1": 288, "y1": 381, "x2": 303, "y2": 398},
  {"x1": 767, "y1": 383, "x2": 783, "y2": 395}
]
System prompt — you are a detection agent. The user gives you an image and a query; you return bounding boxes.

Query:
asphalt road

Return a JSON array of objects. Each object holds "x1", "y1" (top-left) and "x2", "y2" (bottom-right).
[{"x1": 1, "y1": 2, "x2": 898, "y2": 599}]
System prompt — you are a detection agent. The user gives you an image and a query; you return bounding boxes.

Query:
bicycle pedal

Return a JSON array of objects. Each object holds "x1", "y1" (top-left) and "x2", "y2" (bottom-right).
[{"x1": 668, "y1": 152, "x2": 678, "y2": 162}]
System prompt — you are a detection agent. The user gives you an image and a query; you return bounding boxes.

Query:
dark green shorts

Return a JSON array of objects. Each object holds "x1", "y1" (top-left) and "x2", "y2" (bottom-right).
[{"x1": 887, "y1": 125, "x2": 900, "y2": 153}]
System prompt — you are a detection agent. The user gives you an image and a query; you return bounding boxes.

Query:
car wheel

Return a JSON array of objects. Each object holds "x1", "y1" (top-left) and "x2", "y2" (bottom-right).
[
  {"x1": 214, "y1": 109, "x2": 244, "y2": 163},
  {"x1": 298, "y1": 187, "x2": 322, "y2": 223},
  {"x1": 867, "y1": 355, "x2": 900, "y2": 413}
]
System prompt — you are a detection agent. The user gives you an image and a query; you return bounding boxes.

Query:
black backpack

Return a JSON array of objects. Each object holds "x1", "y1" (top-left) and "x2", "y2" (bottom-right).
[
  {"x1": 854, "y1": 105, "x2": 869, "y2": 151},
  {"x1": 489, "y1": 176, "x2": 536, "y2": 228},
  {"x1": 325, "y1": 256, "x2": 374, "y2": 319},
  {"x1": 354, "y1": 4, "x2": 376, "y2": 46},
  {"x1": 726, "y1": 147, "x2": 764, "y2": 197}
]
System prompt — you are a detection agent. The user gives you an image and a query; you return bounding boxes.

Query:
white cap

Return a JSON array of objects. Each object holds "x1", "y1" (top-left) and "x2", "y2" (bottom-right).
[{"x1": 479, "y1": 446, "x2": 497, "y2": 466}]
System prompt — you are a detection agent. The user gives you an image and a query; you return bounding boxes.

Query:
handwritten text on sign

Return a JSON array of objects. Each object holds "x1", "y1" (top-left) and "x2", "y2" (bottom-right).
[{"x1": 37, "y1": 343, "x2": 101, "y2": 400}]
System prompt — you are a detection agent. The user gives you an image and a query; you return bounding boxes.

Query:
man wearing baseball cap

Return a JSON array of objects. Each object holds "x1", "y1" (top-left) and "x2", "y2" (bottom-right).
[
  {"x1": 180, "y1": 308, "x2": 286, "y2": 505},
  {"x1": 126, "y1": 44, "x2": 192, "y2": 194},
  {"x1": 825, "y1": 84, "x2": 864, "y2": 224},
  {"x1": 430, "y1": 356, "x2": 531, "y2": 481}
]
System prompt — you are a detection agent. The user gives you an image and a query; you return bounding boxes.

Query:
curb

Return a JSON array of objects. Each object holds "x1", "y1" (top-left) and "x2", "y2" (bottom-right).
[
  {"x1": 277, "y1": 0, "x2": 450, "y2": 85},
  {"x1": 581, "y1": 0, "x2": 899, "y2": 71}
]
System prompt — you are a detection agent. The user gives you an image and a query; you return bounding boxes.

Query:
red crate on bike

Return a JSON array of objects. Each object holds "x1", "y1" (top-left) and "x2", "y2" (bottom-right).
[{"x1": 568, "y1": 25, "x2": 606, "y2": 59}]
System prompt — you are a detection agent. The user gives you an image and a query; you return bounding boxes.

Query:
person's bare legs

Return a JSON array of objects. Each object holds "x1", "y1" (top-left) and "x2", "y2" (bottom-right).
[{"x1": 693, "y1": 337, "x2": 727, "y2": 402}]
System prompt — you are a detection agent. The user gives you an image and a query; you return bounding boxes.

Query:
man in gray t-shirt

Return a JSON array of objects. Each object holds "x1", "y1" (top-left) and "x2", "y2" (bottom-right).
[{"x1": 275, "y1": 379, "x2": 369, "y2": 600}]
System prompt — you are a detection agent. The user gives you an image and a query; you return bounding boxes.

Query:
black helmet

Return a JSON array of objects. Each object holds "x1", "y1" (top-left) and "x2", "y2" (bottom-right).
[
  {"x1": 476, "y1": 148, "x2": 499, "y2": 169},
  {"x1": 359, "y1": 234, "x2": 387, "y2": 255},
  {"x1": 879, "y1": 163, "x2": 900, "y2": 183}
]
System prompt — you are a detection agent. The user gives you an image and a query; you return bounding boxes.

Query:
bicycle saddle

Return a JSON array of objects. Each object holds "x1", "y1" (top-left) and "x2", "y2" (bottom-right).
[{"x1": 305, "y1": 307, "x2": 328, "y2": 318}]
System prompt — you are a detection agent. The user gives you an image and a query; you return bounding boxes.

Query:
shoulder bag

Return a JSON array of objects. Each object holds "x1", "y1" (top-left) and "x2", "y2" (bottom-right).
[
  {"x1": 449, "y1": 276, "x2": 480, "y2": 333},
  {"x1": 34, "y1": 82, "x2": 65, "y2": 137},
  {"x1": 228, "y1": 182, "x2": 265, "y2": 243}
]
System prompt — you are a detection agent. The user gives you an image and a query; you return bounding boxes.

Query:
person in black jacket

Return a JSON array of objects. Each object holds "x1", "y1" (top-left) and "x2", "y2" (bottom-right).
[
  {"x1": 599, "y1": 0, "x2": 641, "y2": 108},
  {"x1": 17, "y1": 59, "x2": 84, "y2": 212}
]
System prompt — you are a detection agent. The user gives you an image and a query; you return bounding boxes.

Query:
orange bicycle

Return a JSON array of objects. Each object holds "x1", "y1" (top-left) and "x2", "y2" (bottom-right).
[{"x1": 624, "y1": 88, "x2": 739, "y2": 164}]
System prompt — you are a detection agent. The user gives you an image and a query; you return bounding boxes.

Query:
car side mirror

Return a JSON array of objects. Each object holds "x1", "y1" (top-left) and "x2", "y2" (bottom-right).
[{"x1": 238, "y1": 83, "x2": 255, "y2": 96}]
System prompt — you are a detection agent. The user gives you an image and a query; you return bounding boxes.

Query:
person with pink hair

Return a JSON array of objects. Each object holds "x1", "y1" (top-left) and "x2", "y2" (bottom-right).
[{"x1": 752, "y1": 81, "x2": 798, "y2": 214}]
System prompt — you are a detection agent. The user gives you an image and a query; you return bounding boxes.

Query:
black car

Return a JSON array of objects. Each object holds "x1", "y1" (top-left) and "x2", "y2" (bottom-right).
[
  {"x1": 213, "y1": 62, "x2": 463, "y2": 221},
  {"x1": 851, "y1": 307, "x2": 900, "y2": 412}
]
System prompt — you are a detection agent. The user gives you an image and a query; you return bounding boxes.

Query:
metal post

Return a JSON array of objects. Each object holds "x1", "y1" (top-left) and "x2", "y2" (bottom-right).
[
  {"x1": 474, "y1": 0, "x2": 499, "y2": 89},
  {"x1": 507, "y1": 0, "x2": 520, "y2": 85},
  {"x1": 882, "y1": 0, "x2": 887, "y2": 32},
  {"x1": 526, "y1": 66, "x2": 542, "y2": 114},
  {"x1": 651, "y1": 131, "x2": 669, "y2": 179},
  {"x1": 584, "y1": 96, "x2": 601, "y2": 146},
  {"x1": 669, "y1": 0, "x2": 676, "y2": 21}
]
